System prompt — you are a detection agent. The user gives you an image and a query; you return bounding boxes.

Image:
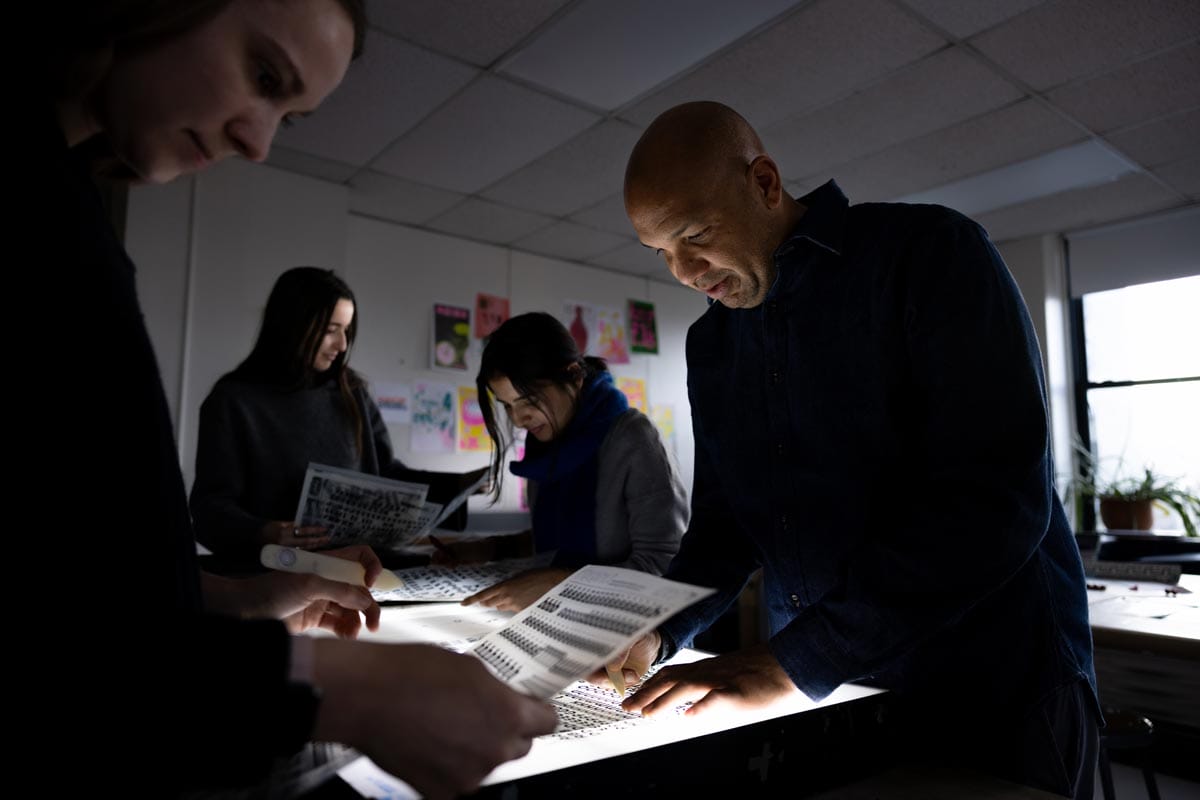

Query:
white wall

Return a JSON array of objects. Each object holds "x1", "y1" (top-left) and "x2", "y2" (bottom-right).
[
  {"x1": 127, "y1": 160, "x2": 702, "y2": 509},
  {"x1": 997, "y1": 234, "x2": 1075, "y2": 488}
]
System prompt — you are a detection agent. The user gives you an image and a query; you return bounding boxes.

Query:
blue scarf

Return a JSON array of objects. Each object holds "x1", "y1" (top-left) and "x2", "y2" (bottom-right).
[{"x1": 509, "y1": 372, "x2": 629, "y2": 567}]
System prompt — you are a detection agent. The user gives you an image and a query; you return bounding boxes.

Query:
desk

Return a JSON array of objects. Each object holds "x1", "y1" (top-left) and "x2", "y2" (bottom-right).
[
  {"x1": 328, "y1": 603, "x2": 893, "y2": 798},
  {"x1": 1087, "y1": 574, "x2": 1200, "y2": 731}
]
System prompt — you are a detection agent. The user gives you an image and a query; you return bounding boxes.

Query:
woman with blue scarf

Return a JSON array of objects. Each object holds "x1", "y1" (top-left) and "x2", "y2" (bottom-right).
[{"x1": 446, "y1": 312, "x2": 687, "y2": 611}]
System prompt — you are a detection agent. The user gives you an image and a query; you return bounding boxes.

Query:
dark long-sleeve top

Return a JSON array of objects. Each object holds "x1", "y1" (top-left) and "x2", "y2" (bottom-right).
[
  {"x1": 22, "y1": 101, "x2": 313, "y2": 791},
  {"x1": 191, "y1": 377, "x2": 469, "y2": 559},
  {"x1": 659, "y1": 180, "x2": 1096, "y2": 721}
]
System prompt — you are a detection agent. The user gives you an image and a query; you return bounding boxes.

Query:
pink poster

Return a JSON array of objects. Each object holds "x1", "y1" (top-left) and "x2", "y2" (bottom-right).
[
  {"x1": 617, "y1": 376, "x2": 647, "y2": 413},
  {"x1": 474, "y1": 293, "x2": 510, "y2": 340},
  {"x1": 457, "y1": 386, "x2": 491, "y2": 452}
]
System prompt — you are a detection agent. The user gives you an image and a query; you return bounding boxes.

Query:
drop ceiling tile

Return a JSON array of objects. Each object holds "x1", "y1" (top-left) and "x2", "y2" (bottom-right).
[
  {"x1": 619, "y1": 0, "x2": 946, "y2": 129},
  {"x1": 274, "y1": 31, "x2": 478, "y2": 165},
  {"x1": 500, "y1": 0, "x2": 803, "y2": 110},
  {"x1": 971, "y1": 0, "x2": 1200, "y2": 91},
  {"x1": 587, "y1": 240, "x2": 667, "y2": 277},
  {"x1": 974, "y1": 172, "x2": 1181, "y2": 242},
  {"x1": 373, "y1": 75, "x2": 600, "y2": 193},
  {"x1": 349, "y1": 171, "x2": 465, "y2": 225},
  {"x1": 1153, "y1": 156, "x2": 1200, "y2": 199},
  {"x1": 425, "y1": 197, "x2": 554, "y2": 244},
  {"x1": 265, "y1": 146, "x2": 358, "y2": 183},
  {"x1": 512, "y1": 220, "x2": 631, "y2": 261},
  {"x1": 1047, "y1": 42, "x2": 1200, "y2": 134},
  {"x1": 1104, "y1": 108, "x2": 1200, "y2": 169},
  {"x1": 817, "y1": 99, "x2": 1086, "y2": 201},
  {"x1": 763, "y1": 47, "x2": 1024, "y2": 179},
  {"x1": 569, "y1": 193, "x2": 638, "y2": 236},
  {"x1": 897, "y1": 0, "x2": 1046, "y2": 39},
  {"x1": 482, "y1": 120, "x2": 643, "y2": 215},
  {"x1": 369, "y1": 0, "x2": 571, "y2": 67}
]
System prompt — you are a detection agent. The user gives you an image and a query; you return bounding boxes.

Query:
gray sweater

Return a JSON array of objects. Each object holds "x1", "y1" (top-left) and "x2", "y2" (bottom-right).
[
  {"x1": 191, "y1": 377, "x2": 468, "y2": 558},
  {"x1": 528, "y1": 409, "x2": 688, "y2": 575}
]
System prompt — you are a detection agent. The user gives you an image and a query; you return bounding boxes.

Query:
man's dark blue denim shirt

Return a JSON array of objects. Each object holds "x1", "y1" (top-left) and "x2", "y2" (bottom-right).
[{"x1": 661, "y1": 180, "x2": 1096, "y2": 716}]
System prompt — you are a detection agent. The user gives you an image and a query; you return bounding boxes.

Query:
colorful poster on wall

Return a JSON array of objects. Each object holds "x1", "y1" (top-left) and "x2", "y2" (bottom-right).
[
  {"x1": 375, "y1": 381, "x2": 411, "y2": 424},
  {"x1": 650, "y1": 403, "x2": 676, "y2": 456},
  {"x1": 628, "y1": 300, "x2": 659, "y2": 354},
  {"x1": 474, "y1": 293, "x2": 510, "y2": 340},
  {"x1": 595, "y1": 306, "x2": 630, "y2": 364},
  {"x1": 618, "y1": 376, "x2": 648, "y2": 414},
  {"x1": 411, "y1": 381, "x2": 455, "y2": 453},
  {"x1": 457, "y1": 386, "x2": 491, "y2": 452},
  {"x1": 431, "y1": 303, "x2": 470, "y2": 371},
  {"x1": 563, "y1": 301, "x2": 596, "y2": 356}
]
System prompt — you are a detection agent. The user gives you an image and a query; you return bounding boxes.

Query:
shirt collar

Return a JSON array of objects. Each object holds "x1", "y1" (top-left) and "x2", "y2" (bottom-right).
[{"x1": 774, "y1": 179, "x2": 849, "y2": 263}]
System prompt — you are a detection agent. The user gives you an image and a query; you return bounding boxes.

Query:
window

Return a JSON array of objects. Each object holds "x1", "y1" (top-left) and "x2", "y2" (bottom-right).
[{"x1": 1072, "y1": 275, "x2": 1200, "y2": 531}]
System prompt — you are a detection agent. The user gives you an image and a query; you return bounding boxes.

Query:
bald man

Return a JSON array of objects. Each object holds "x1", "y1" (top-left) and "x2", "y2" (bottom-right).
[{"x1": 605, "y1": 102, "x2": 1097, "y2": 798}]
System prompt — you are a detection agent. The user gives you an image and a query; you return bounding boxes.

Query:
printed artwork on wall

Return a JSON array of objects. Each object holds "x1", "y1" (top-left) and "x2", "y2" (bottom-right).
[
  {"x1": 457, "y1": 386, "x2": 491, "y2": 452},
  {"x1": 564, "y1": 301, "x2": 595, "y2": 355},
  {"x1": 617, "y1": 376, "x2": 648, "y2": 414},
  {"x1": 431, "y1": 303, "x2": 470, "y2": 370},
  {"x1": 411, "y1": 381, "x2": 456, "y2": 453},
  {"x1": 474, "y1": 293, "x2": 510, "y2": 340},
  {"x1": 564, "y1": 301, "x2": 630, "y2": 364},
  {"x1": 595, "y1": 306, "x2": 630, "y2": 364},
  {"x1": 650, "y1": 403, "x2": 676, "y2": 456},
  {"x1": 628, "y1": 300, "x2": 658, "y2": 354},
  {"x1": 375, "y1": 381, "x2": 412, "y2": 424}
]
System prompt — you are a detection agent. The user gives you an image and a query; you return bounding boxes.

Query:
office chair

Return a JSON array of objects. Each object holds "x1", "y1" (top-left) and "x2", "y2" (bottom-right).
[{"x1": 1097, "y1": 708, "x2": 1161, "y2": 800}]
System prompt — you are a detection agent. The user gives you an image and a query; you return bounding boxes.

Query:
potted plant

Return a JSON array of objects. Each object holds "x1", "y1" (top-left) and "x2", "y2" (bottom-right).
[{"x1": 1067, "y1": 443, "x2": 1200, "y2": 537}]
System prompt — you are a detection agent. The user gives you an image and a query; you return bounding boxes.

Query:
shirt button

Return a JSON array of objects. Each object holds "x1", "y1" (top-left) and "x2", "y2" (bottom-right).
[
  {"x1": 780, "y1": 514, "x2": 788, "y2": 529},
  {"x1": 770, "y1": 371, "x2": 781, "y2": 385},
  {"x1": 790, "y1": 594, "x2": 801, "y2": 608},
  {"x1": 776, "y1": 443, "x2": 785, "y2": 456}
]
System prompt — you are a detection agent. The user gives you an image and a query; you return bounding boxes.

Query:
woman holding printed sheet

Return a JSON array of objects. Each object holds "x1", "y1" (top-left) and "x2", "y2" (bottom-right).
[
  {"x1": 22, "y1": 1, "x2": 555, "y2": 794},
  {"x1": 190, "y1": 266, "x2": 487, "y2": 560},
  {"x1": 435, "y1": 311, "x2": 687, "y2": 610}
]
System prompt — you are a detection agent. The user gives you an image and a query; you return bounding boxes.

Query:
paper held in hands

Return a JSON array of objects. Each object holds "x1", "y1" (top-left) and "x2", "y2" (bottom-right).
[
  {"x1": 293, "y1": 463, "x2": 487, "y2": 552},
  {"x1": 468, "y1": 565, "x2": 716, "y2": 700}
]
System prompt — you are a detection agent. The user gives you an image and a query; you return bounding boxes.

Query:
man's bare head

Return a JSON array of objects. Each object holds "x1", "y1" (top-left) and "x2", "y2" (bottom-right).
[{"x1": 624, "y1": 102, "x2": 801, "y2": 309}]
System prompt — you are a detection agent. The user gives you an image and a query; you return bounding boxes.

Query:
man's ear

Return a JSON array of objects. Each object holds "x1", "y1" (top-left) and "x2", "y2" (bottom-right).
[{"x1": 748, "y1": 155, "x2": 784, "y2": 209}]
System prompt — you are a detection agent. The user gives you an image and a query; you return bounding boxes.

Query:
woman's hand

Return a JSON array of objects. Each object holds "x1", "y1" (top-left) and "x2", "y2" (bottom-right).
[
  {"x1": 202, "y1": 546, "x2": 383, "y2": 639},
  {"x1": 261, "y1": 519, "x2": 331, "y2": 549},
  {"x1": 461, "y1": 567, "x2": 573, "y2": 612}
]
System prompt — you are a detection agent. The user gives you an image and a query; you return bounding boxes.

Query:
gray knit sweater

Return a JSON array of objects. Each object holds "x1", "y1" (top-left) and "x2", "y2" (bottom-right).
[
  {"x1": 528, "y1": 409, "x2": 688, "y2": 575},
  {"x1": 190, "y1": 376, "x2": 467, "y2": 558}
]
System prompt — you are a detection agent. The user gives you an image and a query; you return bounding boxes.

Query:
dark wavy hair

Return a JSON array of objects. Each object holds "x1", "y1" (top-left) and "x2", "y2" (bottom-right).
[
  {"x1": 229, "y1": 267, "x2": 367, "y2": 453},
  {"x1": 476, "y1": 312, "x2": 607, "y2": 502}
]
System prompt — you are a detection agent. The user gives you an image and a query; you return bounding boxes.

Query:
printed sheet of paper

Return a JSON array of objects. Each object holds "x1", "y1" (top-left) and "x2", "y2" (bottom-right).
[
  {"x1": 373, "y1": 555, "x2": 555, "y2": 603},
  {"x1": 294, "y1": 464, "x2": 485, "y2": 551},
  {"x1": 469, "y1": 565, "x2": 715, "y2": 700},
  {"x1": 338, "y1": 639, "x2": 885, "y2": 798},
  {"x1": 319, "y1": 601, "x2": 514, "y2": 653}
]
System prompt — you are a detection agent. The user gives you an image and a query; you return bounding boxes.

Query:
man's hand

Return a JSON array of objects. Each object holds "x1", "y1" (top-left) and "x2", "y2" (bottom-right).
[
  {"x1": 586, "y1": 630, "x2": 661, "y2": 693},
  {"x1": 461, "y1": 567, "x2": 573, "y2": 612},
  {"x1": 313, "y1": 641, "x2": 558, "y2": 799},
  {"x1": 621, "y1": 643, "x2": 798, "y2": 717}
]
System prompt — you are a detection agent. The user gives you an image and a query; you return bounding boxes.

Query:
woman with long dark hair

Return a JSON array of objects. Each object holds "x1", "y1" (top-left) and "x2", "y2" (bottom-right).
[
  {"x1": 441, "y1": 311, "x2": 687, "y2": 611},
  {"x1": 191, "y1": 266, "x2": 486, "y2": 558}
]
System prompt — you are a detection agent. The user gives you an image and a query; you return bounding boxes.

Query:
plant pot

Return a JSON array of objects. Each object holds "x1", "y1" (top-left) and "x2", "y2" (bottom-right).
[{"x1": 1099, "y1": 498, "x2": 1155, "y2": 531}]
